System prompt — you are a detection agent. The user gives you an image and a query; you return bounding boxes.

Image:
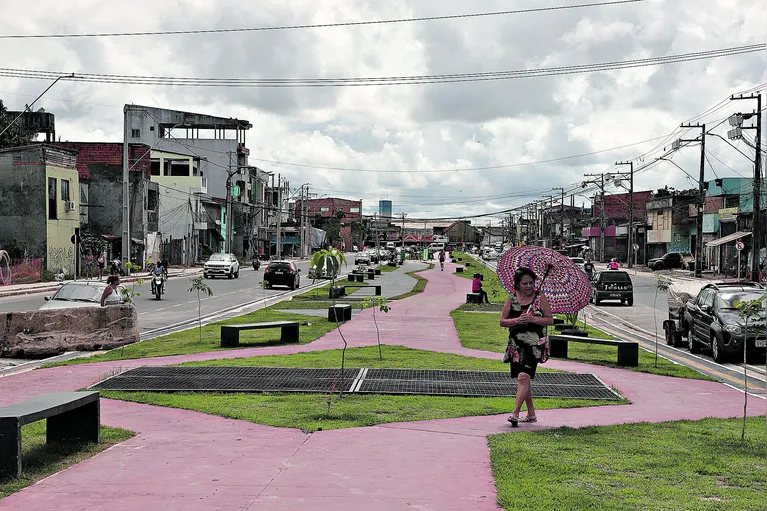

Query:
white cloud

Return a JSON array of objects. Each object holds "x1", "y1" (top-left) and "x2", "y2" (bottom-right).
[{"x1": 1, "y1": 0, "x2": 765, "y2": 222}]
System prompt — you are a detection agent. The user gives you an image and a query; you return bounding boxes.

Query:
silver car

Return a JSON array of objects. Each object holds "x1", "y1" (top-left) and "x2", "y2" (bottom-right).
[{"x1": 39, "y1": 281, "x2": 126, "y2": 310}]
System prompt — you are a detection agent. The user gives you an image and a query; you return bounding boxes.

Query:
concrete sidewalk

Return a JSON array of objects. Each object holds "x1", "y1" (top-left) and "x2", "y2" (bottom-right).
[
  {"x1": 0, "y1": 259, "x2": 763, "y2": 510},
  {"x1": 0, "y1": 267, "x2": 203, "y2": 298}
]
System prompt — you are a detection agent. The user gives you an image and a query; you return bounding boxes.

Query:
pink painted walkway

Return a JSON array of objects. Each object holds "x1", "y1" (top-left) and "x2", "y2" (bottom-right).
[{"x1": 0, "y1": 261, "x2": 764, "y2": 510}]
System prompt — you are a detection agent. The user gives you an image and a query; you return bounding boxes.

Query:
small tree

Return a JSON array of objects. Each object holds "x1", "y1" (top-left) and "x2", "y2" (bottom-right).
[
  {"x1": 188, "y1": 276, "x2": 214, "y2": 344},
  {"x1": 734, "y1": 297, "x2": 763, "y2": 444},
  {"x1": 310, "y1": 248, "x2": 348, "y2": 392},
  {"x1": 362, "y1": 295, "x2": 390, "y2": 360},
  {"x1": 119, "y1": 262, "x2": 144, "y2": 303},
  {"x1": 653, "y1": 276, "x2": 671, "y2": 367}
]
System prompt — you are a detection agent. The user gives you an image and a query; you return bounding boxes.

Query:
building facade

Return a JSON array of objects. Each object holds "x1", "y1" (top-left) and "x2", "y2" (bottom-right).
[{"x1": 0, "y1": 145, "x2": 80, "y2": 273}]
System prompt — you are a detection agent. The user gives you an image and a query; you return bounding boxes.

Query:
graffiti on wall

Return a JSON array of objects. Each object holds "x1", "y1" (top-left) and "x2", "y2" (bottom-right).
[{"x1": 48, "y1": 244, "x2": 74, "y2": 273}]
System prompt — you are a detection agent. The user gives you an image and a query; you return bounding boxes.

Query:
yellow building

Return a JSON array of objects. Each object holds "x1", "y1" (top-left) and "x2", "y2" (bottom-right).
[{"x1": 0, "y1": 145, "x2": 80, "y2": 274}]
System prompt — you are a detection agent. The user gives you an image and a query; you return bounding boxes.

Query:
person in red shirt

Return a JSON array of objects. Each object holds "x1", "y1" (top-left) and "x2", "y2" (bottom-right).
[{"x1": 472, "y1": 274, "x2": 489, "y2": 304}]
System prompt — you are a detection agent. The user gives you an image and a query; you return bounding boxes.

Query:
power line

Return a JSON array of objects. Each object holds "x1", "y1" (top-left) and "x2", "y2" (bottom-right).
[
  {"x1": 0, "y1": 1, "x2": 646, "y2": 39},
  {"x1": 1, "y1": 44, "x2": 763, "y2": 88}
]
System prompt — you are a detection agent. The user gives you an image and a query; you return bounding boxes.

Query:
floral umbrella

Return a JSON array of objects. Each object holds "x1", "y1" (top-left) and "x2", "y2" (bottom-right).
[{"x1": 497, "y1": 245, "x2": 590, "y2": 314}]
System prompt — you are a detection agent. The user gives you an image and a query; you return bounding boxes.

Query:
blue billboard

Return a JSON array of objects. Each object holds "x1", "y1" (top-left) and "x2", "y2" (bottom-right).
[{"x1": 379, "y1": 200, "x2": 392, "y2": 218}]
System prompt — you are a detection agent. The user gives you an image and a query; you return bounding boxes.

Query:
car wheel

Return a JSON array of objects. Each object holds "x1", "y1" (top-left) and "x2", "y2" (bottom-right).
[
  {"x1": 627, "y1": 296, "x2": 634, "y2": 306},
  {"x1": 594, "y1": 296, "x2": 601, "y2": 305},
  {"x1": 204, "y1": 274, "x2": 209, "y2": 279},
  {"x1": 711, "y1": 334, "x2": 727, "y2": 363},
  {"x1": 234, "y1": 270, "x2": 239, "y2": 278},
  {"x1": 688, "y1": 331, "x2": 701, "y2": 353},
  {"x1": 665, "y1": 325, "x2": 675, "y2": 346},
  {"x1": 228, "y1": 272, "x2": 233, "y2": 279},
  {"x1": 654, "y1": 262, "x2": 664, "y2": 271}
]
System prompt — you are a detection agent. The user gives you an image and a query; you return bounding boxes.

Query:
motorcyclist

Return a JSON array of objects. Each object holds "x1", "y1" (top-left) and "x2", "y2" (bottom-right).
[
  {"x1": 609, "y1": 258, "x2": 619, "y2": 270},
  {"x1": 152, "y1": 262, "x2": 166, "y2": 294},
  {"x1": 583, "y1": 259, "x2": 595, "y2": 279}
]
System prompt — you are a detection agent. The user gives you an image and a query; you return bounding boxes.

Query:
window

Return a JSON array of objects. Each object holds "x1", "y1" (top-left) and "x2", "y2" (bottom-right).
[
  {"x1": 320, "y1": 206, "x2": 329, "y2": 213},
  {"x1": 349, "y1": 207, "x2": 360, "y2": 213},
  {"x1": 150, "y1": 160, "x2": 161, "y2": 176},
  {"x1": 48, "y1": 177, "x2": 57, "y2": 220},
  {"x1": 147, "y1": 189, "x2": 158, "y2": 211},
  {"x1": 170, "y1": 160, "x2": 191, "y2": 177},
  {"x1": 131, "y1": 129, "x2": 140, "y2": 138},
  {"x1": 61, "y1": 179, "x2": 70, "y2": 201}
]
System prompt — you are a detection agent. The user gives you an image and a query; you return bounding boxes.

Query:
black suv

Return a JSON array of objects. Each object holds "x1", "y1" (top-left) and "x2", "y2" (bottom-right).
[
  {"x1": 683, "y1": 281, "x2": 766, "y2": 363},
  {"x1": 648, "y1": 252, "x2": 694, "y2": 271},
  {"x1": 263, "y1": 261, "x2": 301, "y2": 290},
  {"x1": 590, "y1": 270, "x2": 634, "y2": 305}
]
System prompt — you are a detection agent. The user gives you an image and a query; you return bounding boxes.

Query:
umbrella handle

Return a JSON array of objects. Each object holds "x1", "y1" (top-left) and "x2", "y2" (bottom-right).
[{"x1": 527, "y1": 264, "x2": 554, "y2": 314}]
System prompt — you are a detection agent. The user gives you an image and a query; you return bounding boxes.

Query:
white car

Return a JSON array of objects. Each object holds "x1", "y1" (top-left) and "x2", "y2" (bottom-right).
[
  {"x1": 483, "y1": 248, "x2": 500, "y2": 260},
  {"x1": 39, "y1": 281, "x2": 127, "y2": 310},
  {"x1": 569, "y1": 257, "x2": 586, "y2": 271},
  {"x1": 204, "y1": 253, "x2": 240, "y2": 279}
]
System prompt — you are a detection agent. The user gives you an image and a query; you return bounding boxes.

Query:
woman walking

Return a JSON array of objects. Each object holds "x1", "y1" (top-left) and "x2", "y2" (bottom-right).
[{"x1": 500, "y1": 267, "x2": 553, "y2": 427}]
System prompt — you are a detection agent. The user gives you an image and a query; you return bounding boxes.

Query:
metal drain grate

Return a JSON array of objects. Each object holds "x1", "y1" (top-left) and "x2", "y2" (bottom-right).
[{"x1": 90, "y1": 366, "x2": 620, "y2": 400}]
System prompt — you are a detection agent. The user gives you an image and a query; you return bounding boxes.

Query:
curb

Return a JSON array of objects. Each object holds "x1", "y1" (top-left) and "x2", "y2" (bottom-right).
[{"x1": 0, "y1": 269, "x2": 204, "y2": 299}]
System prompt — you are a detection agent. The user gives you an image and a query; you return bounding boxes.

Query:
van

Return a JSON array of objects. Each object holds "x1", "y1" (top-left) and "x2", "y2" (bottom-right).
[
  {"x1": 428, "y1": 242, "x2": 446, "y2": 253},
  {"x1": 386, "y1": 242, "x2": 396, "y2": 249}
]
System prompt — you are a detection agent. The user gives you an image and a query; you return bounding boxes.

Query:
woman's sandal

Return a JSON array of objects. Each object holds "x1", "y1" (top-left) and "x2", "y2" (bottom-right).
[
  {"x1": 507, "y1": 416, "x2": 519, "y2": 427},
  {"x1": 519, "y1": 416, "x2": 537, "y2": 423}
]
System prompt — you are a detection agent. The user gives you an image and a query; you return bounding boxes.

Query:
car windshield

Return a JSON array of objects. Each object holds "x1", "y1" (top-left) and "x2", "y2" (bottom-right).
[
  {"x1": 209, "y1": 254, "x2": 227, "y2": 261},
  {"x1": 600, "y1": 272, "x2": 631, "y2": 283},
  {"x1": 52, "y1": 283, "x2": 104, "y2": 302},
  {"x1": 717, "y1": 291, "x2": 765, "y2": 310},
  {"x1": 570, "y1": 258, "x2": 584, "y2": 264}
]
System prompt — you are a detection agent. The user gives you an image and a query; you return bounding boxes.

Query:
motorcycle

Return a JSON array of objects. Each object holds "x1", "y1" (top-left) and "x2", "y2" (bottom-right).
[
  {"x1": 110, "y1": 259, "x2": 126, "y2": 276},
  {"x1": 252, "y1": 258, "x2": 260, "y2": 270},
  {"x1": 151, "y1": 273, "x2": 165, "y2": 300}
]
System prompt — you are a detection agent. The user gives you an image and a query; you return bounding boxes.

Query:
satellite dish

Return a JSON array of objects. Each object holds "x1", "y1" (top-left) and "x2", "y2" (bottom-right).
[{"x1": 215, "y1": 220, "x2": 221, "y2": 226}]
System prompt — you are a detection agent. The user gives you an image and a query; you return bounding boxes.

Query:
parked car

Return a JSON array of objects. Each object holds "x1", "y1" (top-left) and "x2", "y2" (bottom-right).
[
  {"x1": 590, "y1": 270, "x2": 634, "y2": 305},
  {"x1": 648, "y1": 252, "x2": 694, "y2": 271},
  {"x1": 203, "y1": 253, "x2": 240, "y2": 279},
  {"x1": 482, "y1": 248, "x2": 500, "y2": 260},
  {"x1": 39, "y1": 281, "x2": 126, "y2": 310},
  {"x1": 264, "y1": 260, "x2": 301, "y2": 289},
  {"x1": 683, "y1": 281, "x2": 766, "y2": 363},
  {"x1": 354, "y1": 252, "x2": 370, "y2": 265}
]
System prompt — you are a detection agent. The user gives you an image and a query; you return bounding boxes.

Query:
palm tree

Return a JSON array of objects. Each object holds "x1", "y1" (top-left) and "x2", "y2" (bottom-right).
[{"x1": 188, "y1": 276, "x2": 214, "y2": 344}]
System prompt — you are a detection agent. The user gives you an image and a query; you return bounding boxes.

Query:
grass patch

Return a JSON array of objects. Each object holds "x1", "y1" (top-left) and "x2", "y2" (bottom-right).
[
  {"x1": 45, "y1": 309, "x2": 338, "y2": 366},
  {"x1": 388, "y1": 264, "x2": 434, "y2": 300},
  {"x1": 453, "y1": 258, "x2": 508, "y2": 304},
  {"x1": 0, "y1": 422, "x2": 133, "y2": 498},
  {"x1": 451, "y1": 310, "x2": 711, "y2": 380},
  {"x1": 489, "y1": 417, "x2": 767, "y2": 511},
  {"x1": 378, "y1": 263, "x2": 399, "y2": 273},
  {"x1": 102, "y1": 346, "x2": 619, "y2": 431}
]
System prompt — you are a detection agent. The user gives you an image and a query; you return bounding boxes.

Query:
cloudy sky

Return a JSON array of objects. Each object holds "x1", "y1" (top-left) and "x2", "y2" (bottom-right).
[{"x1": 1, "y1": 0, "x2": 765, "y2": 223}]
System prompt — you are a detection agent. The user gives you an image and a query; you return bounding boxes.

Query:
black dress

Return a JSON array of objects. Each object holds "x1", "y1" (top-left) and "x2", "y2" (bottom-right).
[{"x1": 506, "y1": 293, "x2": 545, "y2": 379}]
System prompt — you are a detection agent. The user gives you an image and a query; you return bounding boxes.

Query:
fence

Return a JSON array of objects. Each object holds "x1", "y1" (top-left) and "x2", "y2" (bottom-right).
[{"x1": 0, "y1": 258, "x2": 44, "y2": 285}]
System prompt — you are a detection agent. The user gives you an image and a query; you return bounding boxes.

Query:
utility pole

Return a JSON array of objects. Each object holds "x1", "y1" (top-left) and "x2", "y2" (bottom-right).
[
  {"x1": 614, "y1": 161, "x2": 635, "y2": 268},
  {"x1": 276, "y1": 174, "x2": 282, "y2": 259},
  {"x1": 552, "y1": 187, "x2": 564, "y2": 250},
  {"x1": 121, "y1": 106, "x2": 130, "y2": 271},
  {"x1": 676, "y1": 124, "x2": 706, "y2": 277},
  {"x1": 299, "y1": 184, "x2": 304, "y2": 258},
  {"x1": 583, "y1": 174, "x2": 606, "y2": 262},
  {"x1": 225, "y1": 151, "x2": 233, "y2": 253},
  {"x1": 729, "y1": 93, "x2": 763, "y2": 281}
]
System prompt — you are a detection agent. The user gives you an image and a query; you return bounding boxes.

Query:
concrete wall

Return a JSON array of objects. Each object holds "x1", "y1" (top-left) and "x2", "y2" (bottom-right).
[
  {"x1": 0, "y1": 305, "x2": 139, "y2": 357},
  {"x1": 45, "y1": 164, "x2": 80, "y2": 273},
  {"x1": 0, "y1": 149, "x2": 47, "y2": 258}
]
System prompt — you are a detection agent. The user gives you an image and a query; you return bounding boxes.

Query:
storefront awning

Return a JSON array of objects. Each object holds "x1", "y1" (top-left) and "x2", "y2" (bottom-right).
[
  {"x1": 705, "y1": 231, "x2": 751, "y2": 248},
  {"x1": 209, "y1": 229, "x2": 225, "y2": 242}
]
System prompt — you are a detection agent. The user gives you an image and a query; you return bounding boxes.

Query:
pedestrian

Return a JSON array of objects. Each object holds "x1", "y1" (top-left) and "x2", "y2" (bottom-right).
[
  {"x1": 97, "y1": 252, "x2": 106, "y2": 280},
  {"x1": 100, "y1": 275, "x2": 122, "y2": 306},
  {"x1": 500, "y1": 267, "x2": 553, "y2": 427},
  {"x1": 438, "y1": 249, "x2": 446, "y2": 270},
  {"x1": 472, "y1": 274, "x2": 490, "y2": 304}
]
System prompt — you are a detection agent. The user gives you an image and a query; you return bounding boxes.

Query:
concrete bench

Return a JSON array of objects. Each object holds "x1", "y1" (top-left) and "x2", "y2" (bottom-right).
[
  {"x1": 0, "y1": 391, "x2": 100, "y2": 479},
  {"x1": 220, "y1": 321, "x2": 300, "y2": 347},
  {"x1": 548, "y1": 334, "x2": 639, "y2": 367},
  {"x1": 466, "y1": 293, "x2": 482, "y2": 304},
  {"x1": 332, "y1": 283, "x2": 381, "y2": 297},
  {"x1": 348, "y1": 273, "x2": 364, "y2": 282},
  {"x1": 374, "y1": 268, "x2": 381, "y2": 275},
  {"x1": 367, "y1": 270, "x2": 375, "y2": 279},
  {"x1": 456, "y1": 267, "x2": 464, "y2": 273},
  {"x1": 465, "y1": 262, "x2": 471, "y2": 267},
  {"x1": 328, "y1": 304, "x2": 352, "y2": 322}
]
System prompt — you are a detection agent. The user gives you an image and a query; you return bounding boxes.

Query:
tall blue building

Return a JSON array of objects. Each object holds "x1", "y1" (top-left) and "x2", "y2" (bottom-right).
[{"x1": 379, "y1": 200, "x2": 392, "y2": 219}]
